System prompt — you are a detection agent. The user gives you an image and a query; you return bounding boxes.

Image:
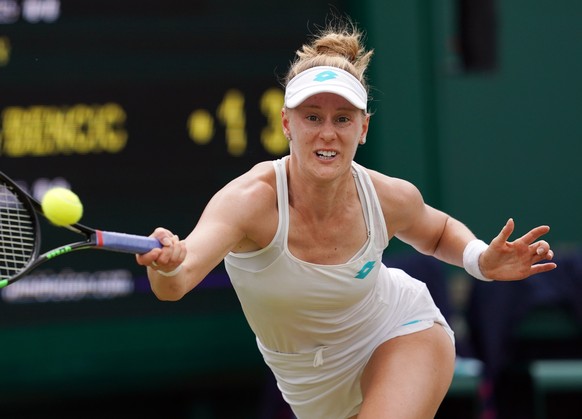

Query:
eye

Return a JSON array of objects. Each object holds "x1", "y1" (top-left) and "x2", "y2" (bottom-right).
[
  {"x1": 306, "y1": 114, "x2": 319, "y2": 122},
  {"x1": 337, "y1": 116, "x2": 351, "y2": 123}
]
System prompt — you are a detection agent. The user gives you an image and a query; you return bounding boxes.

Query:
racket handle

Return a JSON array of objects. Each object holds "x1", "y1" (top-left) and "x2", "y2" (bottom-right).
[{"x1": 96, "y1": 231, "x2": 163, "y2": 254}]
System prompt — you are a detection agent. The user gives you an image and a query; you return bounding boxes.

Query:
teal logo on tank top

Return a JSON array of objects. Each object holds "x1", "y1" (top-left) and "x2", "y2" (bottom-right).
[
  {"x1": 355, "y1": 261, "x2": 376, "y2": 279},
  {"x1": 314, "y1": 70, "x2": 337, "y2": 82}
]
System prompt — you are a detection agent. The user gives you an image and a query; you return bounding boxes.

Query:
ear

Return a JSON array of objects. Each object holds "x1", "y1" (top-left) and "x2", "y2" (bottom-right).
[
  {"x1": 359, "y1": 114, "x2": 370, "y2": 145},
  {"x1": 281, "y1": 107, "x2": 292, "y2": 140}
]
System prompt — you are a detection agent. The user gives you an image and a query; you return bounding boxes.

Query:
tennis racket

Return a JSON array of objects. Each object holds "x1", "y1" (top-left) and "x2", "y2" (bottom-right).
[{"x1": 0, "y1": 171, "x2": 162, "y2": 288}]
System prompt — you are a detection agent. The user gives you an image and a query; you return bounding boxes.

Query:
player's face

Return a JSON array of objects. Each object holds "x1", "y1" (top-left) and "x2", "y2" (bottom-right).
[{"x1": 282, "y1": 93, "x2": 369, "y2": 180}]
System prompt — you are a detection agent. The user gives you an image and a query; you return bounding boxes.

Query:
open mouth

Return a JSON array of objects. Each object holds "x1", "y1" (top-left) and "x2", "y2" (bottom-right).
[{"x1": 316, "y1": 150, "x2": 337, "y2": 160}]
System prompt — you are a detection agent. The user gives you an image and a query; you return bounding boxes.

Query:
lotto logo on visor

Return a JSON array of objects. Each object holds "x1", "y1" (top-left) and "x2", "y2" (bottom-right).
[
  {"x1": 284, "y1": 65, "x2": 368, "y2": 110},
  {"x1": 314, "y1": 70, "x2": 338, "y2": 82}
]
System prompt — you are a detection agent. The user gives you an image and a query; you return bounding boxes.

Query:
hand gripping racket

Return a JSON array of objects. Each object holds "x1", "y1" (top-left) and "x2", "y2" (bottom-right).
[{"x1": 0, "y1": 171, "x2": 161, "y2": 288}]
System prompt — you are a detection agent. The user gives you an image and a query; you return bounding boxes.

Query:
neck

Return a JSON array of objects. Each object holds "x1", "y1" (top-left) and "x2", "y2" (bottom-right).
[{"x1": 287, "y1": 159, "x2": 356, "y2": 221}]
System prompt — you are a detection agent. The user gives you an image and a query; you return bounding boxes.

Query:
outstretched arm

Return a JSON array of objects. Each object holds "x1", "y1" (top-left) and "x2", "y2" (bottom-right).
[
  {"x1": 371, "y1": 172, "x2": 557, "y2": 282},
  {"x1": 135, "y1": 162, "x2": 278, "y2": 300}
]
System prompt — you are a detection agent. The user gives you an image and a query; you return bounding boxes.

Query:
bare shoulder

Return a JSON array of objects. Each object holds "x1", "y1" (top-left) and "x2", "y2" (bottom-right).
[
  {"x1": 364, "y1": 168, "x2": 424, "y2": 208},
  {"x1": 363, "y1": 168, "x2": 426, "y2": 237},
  {"x1": 202, "y1": 161, "x2": 279, "y2": 249},
  {"x1": 220, "y1": 161, "x2": 277, "y2": 206}
]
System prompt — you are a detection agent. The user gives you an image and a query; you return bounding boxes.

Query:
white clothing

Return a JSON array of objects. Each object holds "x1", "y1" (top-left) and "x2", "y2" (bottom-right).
[{"x1": 224, "y1": 156, "x2": 454, "y2": 419}]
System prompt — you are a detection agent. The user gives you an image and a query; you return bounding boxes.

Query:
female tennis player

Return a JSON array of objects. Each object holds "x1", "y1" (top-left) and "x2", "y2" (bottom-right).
[{"x1": 136, "y1": 19, "x2": 556, "y2": 419}]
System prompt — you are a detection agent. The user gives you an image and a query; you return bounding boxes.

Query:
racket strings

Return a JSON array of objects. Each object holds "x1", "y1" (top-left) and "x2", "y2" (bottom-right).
[{"x1": 0, "y1": 184, "x2": 37, "y2": 278}]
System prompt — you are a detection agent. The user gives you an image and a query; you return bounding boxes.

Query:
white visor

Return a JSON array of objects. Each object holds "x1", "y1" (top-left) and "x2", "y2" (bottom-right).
[{"x1": 284, "y1": 66, "x2": 367, "y2": 110}]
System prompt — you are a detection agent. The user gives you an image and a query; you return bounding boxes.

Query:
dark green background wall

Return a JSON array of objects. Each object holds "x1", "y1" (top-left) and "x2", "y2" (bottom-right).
[{"x1": 354, "y1": 0, "x2": 581, "y2": 253}]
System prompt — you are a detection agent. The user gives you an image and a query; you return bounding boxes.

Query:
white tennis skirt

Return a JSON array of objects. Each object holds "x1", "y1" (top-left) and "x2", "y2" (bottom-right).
[{"x1": 257, "y1": 267, "x2": 455, "y2": 419}]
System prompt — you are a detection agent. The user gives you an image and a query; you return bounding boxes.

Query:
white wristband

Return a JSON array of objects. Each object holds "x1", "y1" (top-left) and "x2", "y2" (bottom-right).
[
  {"x1": 156, "y1": 264, "x2": 183, "y2": 277},
  {"x1": 463, "y1": 239, "x2": 493, "y2": 282}
]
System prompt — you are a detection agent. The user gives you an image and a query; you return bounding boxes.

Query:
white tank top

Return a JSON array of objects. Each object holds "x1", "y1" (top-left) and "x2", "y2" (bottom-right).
[{"x1": 224, "y1": 156, "x2": 389, "y2": 353}]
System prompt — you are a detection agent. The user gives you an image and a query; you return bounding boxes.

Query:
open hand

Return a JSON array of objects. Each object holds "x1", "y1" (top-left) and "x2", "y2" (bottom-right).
[{"x1": 480, "y1": 218, "x2": 557, "y2": 281}]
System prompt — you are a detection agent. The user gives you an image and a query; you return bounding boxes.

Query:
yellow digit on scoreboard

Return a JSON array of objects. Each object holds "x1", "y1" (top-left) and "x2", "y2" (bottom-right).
[
  {"x1": 217, "y1": 89, "x2": 246, "y2": 157},
  {"x1": 260, "y1": 88, "x2": 288, "y2": 155}
]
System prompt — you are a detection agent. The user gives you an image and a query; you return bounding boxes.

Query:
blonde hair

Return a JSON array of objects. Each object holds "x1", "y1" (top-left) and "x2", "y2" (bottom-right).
[{"x1": 284, "y1": 19, "x2": 374, "y2": 94}]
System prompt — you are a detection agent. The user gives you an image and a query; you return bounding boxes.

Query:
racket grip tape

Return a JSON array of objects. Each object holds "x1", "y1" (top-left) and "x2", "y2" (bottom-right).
[{"x1": 96, "y1": 231, "x2": 162, "y2": 254}]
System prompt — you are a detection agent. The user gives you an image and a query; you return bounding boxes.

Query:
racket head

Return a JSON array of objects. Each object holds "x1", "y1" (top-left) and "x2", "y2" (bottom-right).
[
  {"x1": 0, "y1": 171, "x2": 161, "y2": 288},
  {"x1": 0, "y1": 172, "x2": 42, "y2": 286}
]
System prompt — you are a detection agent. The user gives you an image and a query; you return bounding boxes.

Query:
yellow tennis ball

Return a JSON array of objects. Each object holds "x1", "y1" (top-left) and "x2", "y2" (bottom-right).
[{"x1": 41, "y1": 187, "x2": 84, "y2": 226}]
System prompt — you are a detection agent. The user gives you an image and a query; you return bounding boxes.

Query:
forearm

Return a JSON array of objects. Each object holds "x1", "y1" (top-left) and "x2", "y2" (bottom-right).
[
  {"x1": 147, "y1": 254, "x2": 212, "y2": 300},
  {"x1": 428, "y1": 216, "x2": 494, "y2": 281},
  {"x1": 430, "y1": 216, "x2": 477, "y2": 268}
]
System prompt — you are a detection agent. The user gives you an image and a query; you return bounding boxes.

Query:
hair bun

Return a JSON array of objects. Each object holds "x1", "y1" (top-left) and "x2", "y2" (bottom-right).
[{"x1": 285, "y1": 17, "x2": 374, "y2": 92}]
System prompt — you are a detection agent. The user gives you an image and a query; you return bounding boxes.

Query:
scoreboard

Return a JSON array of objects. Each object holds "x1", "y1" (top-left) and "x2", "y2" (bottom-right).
[{"x1": 0, "y1": 0, "x2": 348, "y2": 324}]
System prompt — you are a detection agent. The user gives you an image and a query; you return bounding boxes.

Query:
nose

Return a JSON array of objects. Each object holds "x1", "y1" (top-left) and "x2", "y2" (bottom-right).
[{"x1": 319, "y1": 119, "x2": 336, "y2": 142}]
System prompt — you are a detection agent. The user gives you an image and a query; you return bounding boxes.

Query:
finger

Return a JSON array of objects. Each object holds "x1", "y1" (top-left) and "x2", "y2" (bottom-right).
[
  {"x1": 135, "y1": 253, "x2": 145, "y2": 266},
  {"x1": 135, "y1": 247, "x2": 163, "y2": 266},
  {"x1": 529, "y1": 261, "x2": 558, "y2": 276},
  {"x1": 155, "y1": 236, "x2": 183, "y2": 266},
  {"x1": 534, "y1": 240, "x2": 549, "y2": 255},
  {"x1": 519, "y1": 225, "x2": 551, "y2": 244},
  {"x1": 153, "y1": 242, "x2": 186, "y2": 273},
  {"x1": 152, "y1": 227, "x2": 176, "y2": 244},
  {"x1": 492, "y1": 218, "x2": 515, "y2": 244},
  {"x1": 168, "y1": 236, "x2": 183, "y2": 250},
  {"x1": 169, "y1": 238, "x2": 184, "y2": 261},
  {"x1": 154, "y1": 234, "x2": 171, "y2": 249},
  {"x1": 534, "y1": 243, "x2": 554, "y2": 260}
]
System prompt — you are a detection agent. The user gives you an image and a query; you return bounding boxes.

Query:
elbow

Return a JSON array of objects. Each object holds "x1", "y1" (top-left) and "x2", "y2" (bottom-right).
[
  {"x1": 148, "y1": 263, "x2": 205, "y2": 301},
  {"x1": 151, "y1": 287, "x2": 186, "y2": 302},
  {"x1": 426, "y1": 215, "x2": 451, "y2": 257},
  {"x1": 150, "y1": 280, "x2": 189, "y2": 302}
]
